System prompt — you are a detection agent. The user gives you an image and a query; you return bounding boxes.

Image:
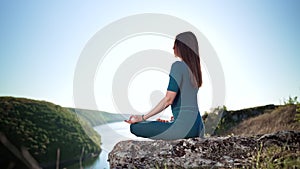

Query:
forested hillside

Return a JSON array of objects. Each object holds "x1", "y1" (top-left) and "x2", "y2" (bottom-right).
[{"x1": 0, "y1": 97, "x2": 101, "y2": 169}]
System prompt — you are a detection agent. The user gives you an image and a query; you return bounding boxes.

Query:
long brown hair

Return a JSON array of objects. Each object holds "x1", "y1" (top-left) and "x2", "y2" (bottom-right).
[{"x1": 175, "y1": 31, "x2": 202, "y2": 87}]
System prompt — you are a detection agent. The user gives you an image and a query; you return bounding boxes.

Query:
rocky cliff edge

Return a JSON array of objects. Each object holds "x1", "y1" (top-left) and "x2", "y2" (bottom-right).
[{"x1": 108, "y1": 131, "x2": 299, "y2": 168}]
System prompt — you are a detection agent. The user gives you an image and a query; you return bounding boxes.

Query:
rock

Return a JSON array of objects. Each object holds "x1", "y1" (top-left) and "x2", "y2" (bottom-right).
[{"x1": 108, "y1": 131, "x2": 300, "y2": 168}]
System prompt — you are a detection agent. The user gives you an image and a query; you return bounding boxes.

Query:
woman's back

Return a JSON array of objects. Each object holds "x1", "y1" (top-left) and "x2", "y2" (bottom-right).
[{"x1": 168, "y1": 61, "x2": 199, "y2": 120}]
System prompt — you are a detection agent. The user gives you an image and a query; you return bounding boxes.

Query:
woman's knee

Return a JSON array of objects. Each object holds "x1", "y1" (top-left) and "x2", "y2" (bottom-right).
[
  {"x1": 130, "y1": 123, "x2": 138, "y2": 135},
  {"x1": 130, "y1": 123, "x2": 148, "y2": 138}
]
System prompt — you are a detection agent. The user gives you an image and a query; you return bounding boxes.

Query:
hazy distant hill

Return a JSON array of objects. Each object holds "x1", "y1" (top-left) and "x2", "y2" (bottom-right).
[
  {"x1": 68, "y1": 108, "x2": 130, "y2": 127},
  {"x1": 0, "y1": 97, "x2": 101, "y2": 169}
]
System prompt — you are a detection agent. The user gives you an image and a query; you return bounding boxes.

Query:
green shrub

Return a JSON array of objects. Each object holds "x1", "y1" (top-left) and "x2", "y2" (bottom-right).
[{"x1": 283, "y1": 96, "x2": 299, "y2": 105}]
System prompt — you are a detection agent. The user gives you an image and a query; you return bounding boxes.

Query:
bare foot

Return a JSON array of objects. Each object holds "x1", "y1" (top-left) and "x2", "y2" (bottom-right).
[{"x1": 156, "y1": 116, "x2": 174, "y2": 123}]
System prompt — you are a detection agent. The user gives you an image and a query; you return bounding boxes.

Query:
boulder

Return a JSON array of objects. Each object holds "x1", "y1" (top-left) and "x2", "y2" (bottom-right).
[{"x1": 108, "y1": 131, "x2": 299, "y2": 168}]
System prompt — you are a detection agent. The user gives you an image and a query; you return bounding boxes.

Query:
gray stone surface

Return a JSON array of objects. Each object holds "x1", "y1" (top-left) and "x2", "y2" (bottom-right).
[{"x1": 108, "y1": 131, "x2": 299, "y2": 168}]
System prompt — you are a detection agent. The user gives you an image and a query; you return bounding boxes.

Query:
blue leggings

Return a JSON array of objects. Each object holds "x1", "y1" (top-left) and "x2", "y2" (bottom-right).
[{"x1": 130, "y1": 113, "x2": 204, "y2": 140}]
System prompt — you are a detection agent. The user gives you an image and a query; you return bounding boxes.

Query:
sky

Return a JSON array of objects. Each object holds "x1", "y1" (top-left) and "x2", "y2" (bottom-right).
[{"x1": 1, "y1": 0, "x2": 300, "y2": 115}]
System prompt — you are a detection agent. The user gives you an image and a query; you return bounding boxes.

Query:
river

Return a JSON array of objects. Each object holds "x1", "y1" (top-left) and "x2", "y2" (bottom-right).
[{"x1": 68, "y1": 121, "x2": 150, "y2": 169}]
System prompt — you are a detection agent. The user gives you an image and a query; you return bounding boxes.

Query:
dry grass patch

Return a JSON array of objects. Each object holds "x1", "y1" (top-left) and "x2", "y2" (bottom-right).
[{"x1": 227, "y1": 105, "x2": 300, "y2": 136}]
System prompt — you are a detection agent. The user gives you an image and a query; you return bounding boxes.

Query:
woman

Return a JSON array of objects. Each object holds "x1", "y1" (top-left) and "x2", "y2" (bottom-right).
[{"x1": 125, "y1": 31, "x2": 205, "y2": 140}]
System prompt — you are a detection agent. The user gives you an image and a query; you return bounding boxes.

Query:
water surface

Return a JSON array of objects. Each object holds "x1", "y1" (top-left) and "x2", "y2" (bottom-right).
[{"x1": 69, "y1": 121, "x2": 150, "y2": 169}]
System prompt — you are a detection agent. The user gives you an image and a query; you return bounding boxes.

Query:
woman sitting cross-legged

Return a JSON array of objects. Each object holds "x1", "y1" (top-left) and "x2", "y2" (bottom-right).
[{"x1": 125, "y1": 31, "x2": 205, "y2": 140}]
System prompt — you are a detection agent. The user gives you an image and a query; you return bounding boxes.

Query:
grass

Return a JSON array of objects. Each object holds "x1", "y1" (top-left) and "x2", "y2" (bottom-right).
[
  {"x1": 251, "y1": 143, "x2": 300, "y2": 169},
  {"x1": 227, "y1": 105, "x2": 300, "y2": 136}
]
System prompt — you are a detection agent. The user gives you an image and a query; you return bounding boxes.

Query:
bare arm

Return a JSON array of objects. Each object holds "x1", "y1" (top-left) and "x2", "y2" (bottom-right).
[
  {"x1": 143, "y1": 91, "x2": 176, "y2": 120},
  {"x1": 125, "y1": 91, "x2": 177, "y2": 124}
]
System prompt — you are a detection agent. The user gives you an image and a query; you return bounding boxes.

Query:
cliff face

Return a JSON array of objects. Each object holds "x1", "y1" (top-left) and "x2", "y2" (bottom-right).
[{"x1": 108, "y1": 131, "x2": 299, "y2": 168}]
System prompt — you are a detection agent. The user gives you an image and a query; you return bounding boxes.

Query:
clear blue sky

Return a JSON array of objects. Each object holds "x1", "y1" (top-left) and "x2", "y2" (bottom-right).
[{"x1": 1, "y1": 0, "x2": 299, "y2": 112}]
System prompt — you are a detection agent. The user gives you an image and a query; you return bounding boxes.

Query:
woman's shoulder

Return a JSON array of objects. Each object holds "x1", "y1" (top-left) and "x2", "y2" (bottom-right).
[
  {"x1": 172, "y1": 60, "x2": 185, "y2": 67},
  {"x1": 171, "y1": 61, "x2": 187, "y2": 70}
]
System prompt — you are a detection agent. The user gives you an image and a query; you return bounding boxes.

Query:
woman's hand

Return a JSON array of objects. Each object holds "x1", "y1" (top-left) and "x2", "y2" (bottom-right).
[
  {"x1": 125, "y1": 115, "x2": 144, "y2": 124},
  {"x1": 125, "y1": 91, "x2": 176, "y2": 124}
]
